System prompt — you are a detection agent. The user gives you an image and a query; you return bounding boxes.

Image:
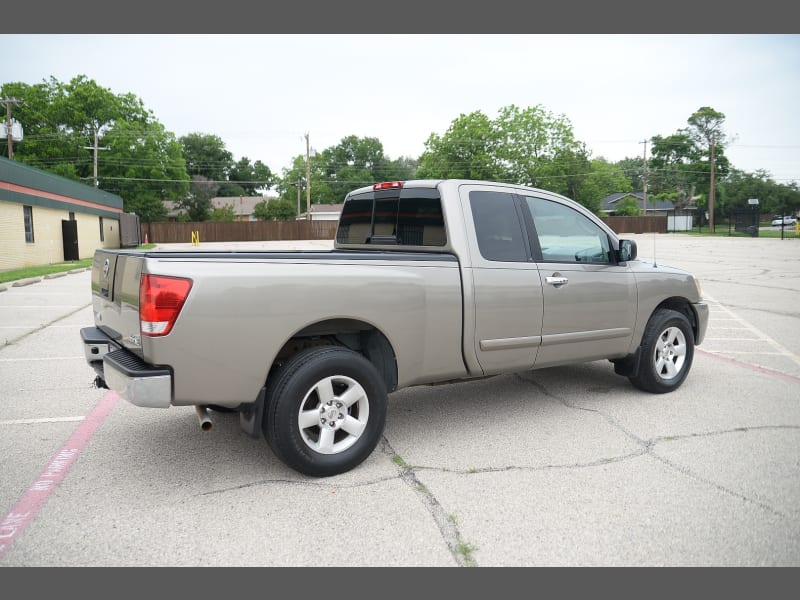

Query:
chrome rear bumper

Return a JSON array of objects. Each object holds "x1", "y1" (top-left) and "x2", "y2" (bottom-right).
[{"x1": 80, "y1": 327, "x2": 172, "y2": 408}]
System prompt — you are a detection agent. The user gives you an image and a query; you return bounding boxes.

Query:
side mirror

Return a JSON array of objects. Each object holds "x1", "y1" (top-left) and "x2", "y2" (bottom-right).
[{"x1": 619, "y1": 239, "x2": 637, "y2": 262}]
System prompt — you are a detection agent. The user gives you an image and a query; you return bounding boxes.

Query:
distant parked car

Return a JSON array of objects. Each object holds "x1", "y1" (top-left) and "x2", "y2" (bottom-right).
[{"x1": 771, "y1": 216, "x2": 797, "y2": 226}]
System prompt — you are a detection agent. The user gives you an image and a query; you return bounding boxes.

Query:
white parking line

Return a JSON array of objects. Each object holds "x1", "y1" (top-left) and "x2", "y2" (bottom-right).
[
  {"x1": 0, "y1": 357, "x2": 83, "y2": 362},
  {"x1": 704, "y1": 295, "x2": 800, "y2": 368},
  {"x1": 0, "y1": 417, "x2": 85, "y2": 426}
]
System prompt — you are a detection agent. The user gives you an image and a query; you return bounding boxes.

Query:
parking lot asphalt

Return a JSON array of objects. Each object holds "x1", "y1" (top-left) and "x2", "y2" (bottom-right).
[{"x1": 0, "y1": 234, "x2": 798, "y2": 566}]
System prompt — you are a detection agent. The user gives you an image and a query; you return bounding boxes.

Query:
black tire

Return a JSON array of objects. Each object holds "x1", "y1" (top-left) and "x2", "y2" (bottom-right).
[
  {"x1": 263, "y1": 346, "x2": 388, "y2": 477},
  {"x1": 629, "y1": 308, "x2": 695, "y2": 394}
]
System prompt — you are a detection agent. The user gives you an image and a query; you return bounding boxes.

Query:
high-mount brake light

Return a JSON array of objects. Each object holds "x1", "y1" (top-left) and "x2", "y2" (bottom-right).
[
  {"x1": 373, "y1": 181, "x2": 404, "y2": 191},
  {"x1": 140, "y1": 275, "x2": 193, "y2": 337}
]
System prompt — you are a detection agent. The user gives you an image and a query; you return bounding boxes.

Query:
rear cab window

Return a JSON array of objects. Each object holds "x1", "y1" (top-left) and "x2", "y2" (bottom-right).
[{"x1": 336, "y1": 184, "x2": 446, "y2": 248}]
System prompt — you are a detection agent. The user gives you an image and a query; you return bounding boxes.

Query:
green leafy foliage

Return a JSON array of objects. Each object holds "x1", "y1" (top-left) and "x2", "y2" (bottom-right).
[
  {"x1": 614, "y1": 195, "x2": 642, "y2": 216},
  {"x1": 1, "y1": 76, "x2": 189, "y2": 222},
  {"x1": 253, "y1": 198, "x2": 296, "y2": 221},
  {"x1": 2, "y1": 77, "x2": 795, "y2": 227},
  {"x1": 180, "y1": 175, "x2": 218, "y2": 221},
  {"x1": 210, "y1": 203, "x2": 236, "y2": 222},
  {"x1": 179, "y1": 132, "x2": 233, "y2": 183}
]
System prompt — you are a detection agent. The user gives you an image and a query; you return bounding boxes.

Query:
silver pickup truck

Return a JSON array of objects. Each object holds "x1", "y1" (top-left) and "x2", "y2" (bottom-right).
[{"x1": 81, "y1": 179, "x2": 708, "y2": 476}]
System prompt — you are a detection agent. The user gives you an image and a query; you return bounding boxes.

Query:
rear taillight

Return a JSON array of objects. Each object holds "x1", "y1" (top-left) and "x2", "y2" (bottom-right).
[{"x1": 139, "y1": 275, "x2": 192, "y2": 337}]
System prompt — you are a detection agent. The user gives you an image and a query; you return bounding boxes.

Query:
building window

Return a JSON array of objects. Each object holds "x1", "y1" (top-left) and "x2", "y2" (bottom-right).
[
  {"x1": 99, "y1": 217, "x2": 105, "y2": 242},
  {"x1": 24, "y1": 205, "x2": 35, "y2": 243}
]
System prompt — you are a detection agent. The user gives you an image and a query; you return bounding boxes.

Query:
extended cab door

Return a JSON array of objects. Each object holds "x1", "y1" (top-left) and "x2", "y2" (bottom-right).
[
  {"x1": 461, "y1": 186, "x2": 544, "y2": 375},
  {"x1": 519, "y1": 193, "x2": 637, "y2": 368}
]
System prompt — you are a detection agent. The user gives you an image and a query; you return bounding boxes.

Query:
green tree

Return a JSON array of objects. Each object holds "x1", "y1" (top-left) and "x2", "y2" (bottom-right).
[
  {"x1": 614, "y1": 195, "x2": 642, "y2": 216},
  {"x1": 0, "y1": 79, "x2": 84, "y2": 179},
  {"x1": 614, "y1": 156, "x2": 645, "y2": 194},
  {"x1": 1, "y1": 75, "x2": 191, "y2": 221},
  {"x1": 576, "y1": 158, "x2": 633, "y2": 214},
  {"x1": 227, "y1": 157, "x2": 276, "y2": 196},
  {"x1": 649, "y1": 132, "x2": 702, "y2": 209},
  {"x1": 275, "y1": 135, "x2": 400, "y2": 208},
  {"x1": 383, "y1": 156, "x2": 419, "y2": 181},
  {"x1": 210, "y1": 203, "x2": 236, "y2": 221},
  {"x1": 495, "y1": 104, "x2": 585, "y2": 195},
  {"x1": 417, "y1": 105, "x2": 598, "y2": 210},
  {"x1": 686, "y1": 107, "x2": 730, "y2": 230},
  {"x1": 316, "y1": 135, "x2": 390, "y2": 202},
  {"x1": 179, "y1": 133, "x2": 233, "y2": 183},
  {"x1": 101, "y1": 119, "x2": 189, "y2": 222},
  {"x1": 266, "y1": 199, "x2": 297, "y2": 220},
  {"x1": 254, "y1": 198, "x2": 296, "y2": 221},
  {"x1": 180, "y1": 175, "x2": 217, "y2": 221},
  {"x1": 417, "y1": 111, "x2": 503, "y2": 181},
  {"x1": 253, "y1": 199, "x2": 270, "y2": 221},
  {"x1": 649, "y1": 107, "x2": 731, "y2": 226},
  {"x1": 718, "y1": 168, "x2": 800, "y2": 218}
]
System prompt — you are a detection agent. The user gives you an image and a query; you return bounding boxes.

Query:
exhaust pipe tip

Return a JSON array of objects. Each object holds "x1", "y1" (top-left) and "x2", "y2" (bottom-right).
[{"x1": 195, "y1": 405, "x2": 213, "y2": 431}]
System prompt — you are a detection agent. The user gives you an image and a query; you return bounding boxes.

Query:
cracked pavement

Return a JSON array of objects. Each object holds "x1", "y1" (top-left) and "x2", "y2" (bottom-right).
[{"x1": 1, "y1": 234, "x2": 798, "y2": 566}]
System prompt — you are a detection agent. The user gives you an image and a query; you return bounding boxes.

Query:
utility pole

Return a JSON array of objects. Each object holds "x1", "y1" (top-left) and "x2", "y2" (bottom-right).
[
  {"x1": 640, "y1": 139, "x2": 648, "y2": 216},
  {"x1": 708, "y1": 139, "x2": 716, "y2": 232},
  {"x1": 82, "y1": 127, "x2": 110, "y2": 187},
  {"x1": 305, "y1": 133, "x2": 312, "y2": 221},
  {"x1": 3, "y1": 96, "x2": 22, "y2": 160}
]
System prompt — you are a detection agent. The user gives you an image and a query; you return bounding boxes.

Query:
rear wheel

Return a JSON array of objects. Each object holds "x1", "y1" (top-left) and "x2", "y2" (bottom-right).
[
  {"x1": 263, "y1": 346, "x2": 388, "y2": 477},
  {"x1": 629, "y1": 308, "x2": 695, "y2": 394}
]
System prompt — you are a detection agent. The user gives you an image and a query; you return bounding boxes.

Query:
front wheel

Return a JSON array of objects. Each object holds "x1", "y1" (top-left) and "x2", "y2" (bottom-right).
[
  {"x1": 629, "y1": 308, "x2": 695, "y2": 394},
  {"x1": 263, "y1": 346, "x2": 388, "y2": 477}
]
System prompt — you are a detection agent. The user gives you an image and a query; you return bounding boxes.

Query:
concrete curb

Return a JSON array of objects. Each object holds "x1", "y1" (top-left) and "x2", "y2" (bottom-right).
[
  {"x1": 1, "y1": 266, "x2": 90, "y2": 290},
  {"x1": 11, "y1": 277, "x2": 43, "y2": 287}
]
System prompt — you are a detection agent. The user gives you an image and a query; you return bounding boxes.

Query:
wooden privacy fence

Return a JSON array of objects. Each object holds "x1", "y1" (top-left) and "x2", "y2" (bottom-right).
[
  {"x1": 141, "y1": 220, "x2": 339, "y2": 244},
  {"x1": 601, "y1": 216, "x2": 668, "y2": 234},
  {"x1": 141, "y1": 216, "x2": 667, "y2": 244}
]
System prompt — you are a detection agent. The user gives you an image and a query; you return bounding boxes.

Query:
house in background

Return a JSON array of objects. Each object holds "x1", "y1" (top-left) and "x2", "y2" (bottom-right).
[
  {"x1": 164, "y1": 195, "x2": 275, "y2": 222},
  {"x1": 601, "y1": 192, "x2": 696, "y2": 231},
  {"x1": 296, "y1": 203, "x2": 343, "y2": 221},
  {"x1": 0, "y1": 156, "x2": 124, "y2": 271}
]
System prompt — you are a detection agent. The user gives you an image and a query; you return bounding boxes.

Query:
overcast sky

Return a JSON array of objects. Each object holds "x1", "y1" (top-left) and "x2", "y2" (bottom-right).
[{"x1": 2, "y1": 34, "x2": 799, "y2": 185}]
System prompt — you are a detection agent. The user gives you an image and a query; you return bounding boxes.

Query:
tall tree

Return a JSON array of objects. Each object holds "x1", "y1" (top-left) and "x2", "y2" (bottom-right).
[
  {"x1": 1, "y1": 75, "x2": 191, "y2": 221},
  {"x1": 417, "y1": 111, "x2": 503, "y2": 181},
  {"x1": 495, "y1": 104, "x2": 585, "y2": 195},
  {"x1": 686, "y1": 107, "x2": 729, "y2": 230},
  {"x1": 648, "y1": 132, "x2": 701, "y2": 208},
  {"x1": 101, "y1": 119, "x2": 189, "y2": 222},
  {"x1": 179, "y1": 132, "x2": 234, "y2": 183},
  {"x1": 227, "y1": 157, "x2": 275, "y2": 196},
  {"x1": 416, "y1": 105, "x2": 598, "y2": 210}
]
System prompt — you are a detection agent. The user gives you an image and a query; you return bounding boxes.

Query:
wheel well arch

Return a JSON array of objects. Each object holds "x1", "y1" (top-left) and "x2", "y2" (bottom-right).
[
  {"x1": 274, "y1": 318, "x2": 398, "y2": 392},
  {"x1": 653, "y1": 297, "x2": 698, "y2": 340}
]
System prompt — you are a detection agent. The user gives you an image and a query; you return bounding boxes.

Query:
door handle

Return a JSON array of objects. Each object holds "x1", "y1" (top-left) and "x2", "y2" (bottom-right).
[{"x1": 545, "y1": 276, "x2": 569, "y2": 287}]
